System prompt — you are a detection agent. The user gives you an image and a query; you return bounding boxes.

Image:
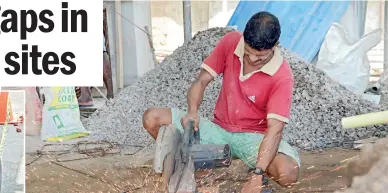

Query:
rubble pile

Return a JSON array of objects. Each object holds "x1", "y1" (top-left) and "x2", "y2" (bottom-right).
[
  {"x1": 336, "y1": 137, "x2": 388, "y2": 193},
  {"x1": 85, "y1": 27, "x2": 387, "y2": 151}
]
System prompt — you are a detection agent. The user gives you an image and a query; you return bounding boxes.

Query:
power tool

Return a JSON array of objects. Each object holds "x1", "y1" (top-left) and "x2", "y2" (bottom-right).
[{"x1": 153, "y1": 120, "x2": 232, "y2": 193}]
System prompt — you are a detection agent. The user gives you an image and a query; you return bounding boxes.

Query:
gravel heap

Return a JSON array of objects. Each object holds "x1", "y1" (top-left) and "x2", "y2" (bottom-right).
[
  {"x1": 378, "y1": 68, "x2": 388, "y2": 105},
  {"x1": 85, "y1": 27, "x2": 387, "y2": 151}
]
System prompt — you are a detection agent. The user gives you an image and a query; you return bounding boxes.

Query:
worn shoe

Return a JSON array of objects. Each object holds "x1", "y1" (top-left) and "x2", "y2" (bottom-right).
[{"x1": 153, "y1": 125, "x2": 181, "y2": 174}]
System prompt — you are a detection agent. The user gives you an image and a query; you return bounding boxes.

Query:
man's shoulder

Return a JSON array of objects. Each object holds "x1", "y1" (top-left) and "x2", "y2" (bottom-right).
[
  {"x1": 275, "y1": 59, "x2": 294, "y2": 82},
  {"x1": 224, "y1": 31, "x2": 243, "y2": 38},
  {"x1": 216, "y1": 31, "x2": 242, "y2": 56},
  {"x1": 222, "y1": 31, "x2": 243, "y2": 45}
]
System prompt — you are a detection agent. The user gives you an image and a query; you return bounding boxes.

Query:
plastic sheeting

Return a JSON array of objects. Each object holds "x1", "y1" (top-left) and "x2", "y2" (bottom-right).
[
  {"x1": 316, "y1": 23, "x2": 382, "y2": 95},
  {"x1": 227, "y1": 1, "x2": 349, "y2": 62},
  {"x1": 339, "y1": 1, "x2": 368, "y2": 41}
]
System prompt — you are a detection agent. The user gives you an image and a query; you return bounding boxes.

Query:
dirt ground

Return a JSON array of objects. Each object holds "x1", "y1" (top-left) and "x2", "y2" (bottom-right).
[{"x1": 26, "y1": 147, "x2": 360, "y2": 193}]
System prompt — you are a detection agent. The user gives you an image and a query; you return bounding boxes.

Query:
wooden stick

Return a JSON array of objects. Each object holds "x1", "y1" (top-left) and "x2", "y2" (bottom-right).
[{"x1": 145, "y1": 26, "x2": 158, "y2": 66}]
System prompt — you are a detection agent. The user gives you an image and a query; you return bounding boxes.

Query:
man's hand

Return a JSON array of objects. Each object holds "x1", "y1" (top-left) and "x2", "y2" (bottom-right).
[
  {"x1": 241, "y1": 175, "x2": 263, "y2": 193},
  {"x1": 181, "y1": 112, "x2": 200, "y2": 131}
]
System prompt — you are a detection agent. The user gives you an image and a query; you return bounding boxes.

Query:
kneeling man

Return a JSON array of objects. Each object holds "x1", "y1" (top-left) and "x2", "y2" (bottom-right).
[{"x1": 143, "y1": 11, "x2": 300, "y2": 192}]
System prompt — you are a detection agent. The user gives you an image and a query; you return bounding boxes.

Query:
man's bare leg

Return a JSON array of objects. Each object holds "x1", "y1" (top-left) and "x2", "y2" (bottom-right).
[
  {"x1": 103, "y1": 52, "x2": 114, "y2": 99},
  {"x1": 77, "y1": 87, "x2": 93, "y2": 107},
  {"x1": 265, "y1": 153, "x2": 299, "y2": 187},
  {"x1": 142, "y1": 107, "x2": 173, "y2": 139}
]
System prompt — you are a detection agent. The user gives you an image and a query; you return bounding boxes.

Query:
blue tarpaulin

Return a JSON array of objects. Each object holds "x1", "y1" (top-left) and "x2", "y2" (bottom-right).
[{"x1": 227, "y1": 1, "x2": 350, "y2": 62}]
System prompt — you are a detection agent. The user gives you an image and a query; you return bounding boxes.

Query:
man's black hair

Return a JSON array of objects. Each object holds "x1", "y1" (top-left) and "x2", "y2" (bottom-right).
[{"x1": 243, "y1": 11, "x2": 281, "y2": 50}]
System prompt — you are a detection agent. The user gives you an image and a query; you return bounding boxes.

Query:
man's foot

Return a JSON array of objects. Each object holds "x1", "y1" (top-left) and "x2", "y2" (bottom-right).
[
  {"x1": 76, "y1": 87, "x2": 94, "y2": 107},
  {"x1": 78, "y1": 100, "x2": 94, "y2": 107},
  {"x1": 153, "y1": 125, "x2": 180, "y2": 173}
]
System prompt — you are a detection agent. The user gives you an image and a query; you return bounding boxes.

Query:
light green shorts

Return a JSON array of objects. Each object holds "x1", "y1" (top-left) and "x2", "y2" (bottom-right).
[{"x1": 171, "y1": 108, "x2": 301, "y2": 168}]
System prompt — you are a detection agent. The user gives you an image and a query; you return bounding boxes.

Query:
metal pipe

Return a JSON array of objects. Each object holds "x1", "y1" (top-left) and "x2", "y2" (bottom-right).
[
  {"x1": 183, "y1": 0, "x2": 192, "y2": 43},
  {"x1": 384, "y1": 0, "x2": 388, "y2": 69}
]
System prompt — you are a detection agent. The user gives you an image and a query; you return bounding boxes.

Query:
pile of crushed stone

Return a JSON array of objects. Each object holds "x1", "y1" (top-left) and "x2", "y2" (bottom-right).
[
  {"x1": 377, "y1": 68, "x2": 388, "y2": 105},
  {"x1": 85, "y1": 27, "x2": 387, "y2": 151}
]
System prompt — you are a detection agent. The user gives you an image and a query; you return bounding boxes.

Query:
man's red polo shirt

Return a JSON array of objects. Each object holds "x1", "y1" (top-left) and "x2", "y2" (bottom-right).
[{"x1": 201, "y1": 31, "x2": 294, "y2": 133}]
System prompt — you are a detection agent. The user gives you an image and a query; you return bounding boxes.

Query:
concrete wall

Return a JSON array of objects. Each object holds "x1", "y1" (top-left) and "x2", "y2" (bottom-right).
[
  {"x1": 151, "y1": 1, "x2": 239, "y2": 53},
  {"x1": 105, "y1": 0, "x2": 239, "y2": 88},
  {"x1": 105, "y1": 1, "x2": 154, "y2": 88},
  {"x1": 120, "y1": 2, "x2": 138, "y2": 86},
  {"x1": 208, "y1": 1, "x2": 239, "y2": 28},
  {"x1": 151, "y1": 1, "x2": 210, "y2": 52},
  {"x1": 365, "y1": 1, "x2": 382, "y2": 36},
  {"x1": 132, "y1": 1, "x2": 154, "y2": 78}
]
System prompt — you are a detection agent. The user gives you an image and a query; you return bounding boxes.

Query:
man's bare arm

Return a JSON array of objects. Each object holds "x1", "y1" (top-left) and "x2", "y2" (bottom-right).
[
  {"x1": 187, "y1": 69, "x2": 214, "y2": 113},
  {"x1": 255, "y1": 119, "x2": 285, "y2": 171}
]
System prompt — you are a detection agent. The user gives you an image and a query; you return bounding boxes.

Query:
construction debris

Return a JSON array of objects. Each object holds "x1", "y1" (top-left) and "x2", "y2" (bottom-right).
[
  {"x1": 345, "y1": 137, "x2": 388, "y2": 184},
  {"x1": 85, "y1": 27, "x2": 387, "y2": 151},
  {"x1": 339, "y1": 156, "x2": 388, "y2": 193},
  {"x1": 336, "y1": 137, "x2": 388, "y2": 193}
]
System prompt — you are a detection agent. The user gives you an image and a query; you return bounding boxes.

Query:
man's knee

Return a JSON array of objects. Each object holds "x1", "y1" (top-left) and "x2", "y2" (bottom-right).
[
  {"x1": 142, "y1": 108, "x2": 172, "y2": 130},
  {"x1": 143, "y1": 108, "x2": 158, "y2": 129},
  {"x1": 276, "y1": 162, "x2": 299, "y2": 187}
]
